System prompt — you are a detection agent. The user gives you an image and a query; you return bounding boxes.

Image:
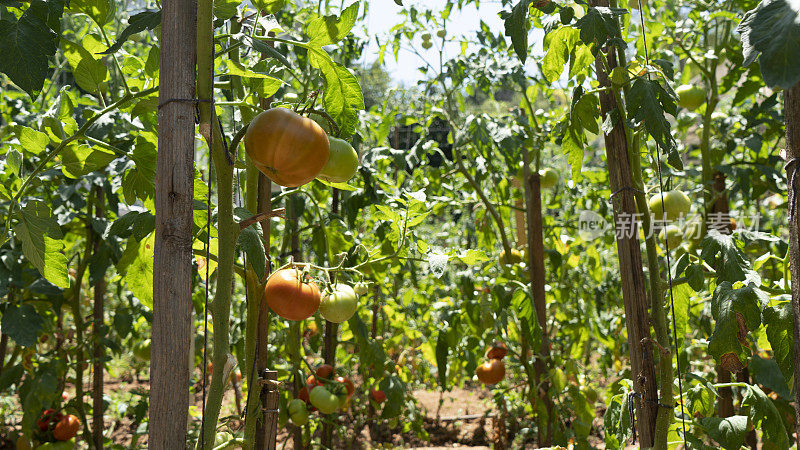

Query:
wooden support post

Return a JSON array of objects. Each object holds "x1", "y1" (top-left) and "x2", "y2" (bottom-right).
[
  {"x1": 92, "y1": 186, "x2": 106, "y2": 448},
  {"x1": 521, "y1": 160, "x2": 553, "y2": 447},
  {"x1": 149, "y1": 0, "x2": 196, "y2": 443},
  {"x1": 255, "y1": 175, "x2": 279, "y2": 449},
  {"x1": 591, "y1": 1, "x2": 658, "y2": 444},
  {"x1": 257, "y1": 369, "x2": 279, "y2": 450},
  {"x1": 784, "y1": 81, "x2": 800, "y2": 442}
]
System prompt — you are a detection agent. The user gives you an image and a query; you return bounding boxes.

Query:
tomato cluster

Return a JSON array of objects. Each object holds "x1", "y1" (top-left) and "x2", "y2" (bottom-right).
[
  {"x1": 245, "y1": 107, "x2": 360, "y2": 188},
  {"x1": 291, "y1": 364, "x2": 356, "y2": 421},
  {"x1": 264, "y1": 270, "x2": 361, "y2": 324},
  {"x1": 35, "y1": 409, "x2": 81, "y2": 443}
]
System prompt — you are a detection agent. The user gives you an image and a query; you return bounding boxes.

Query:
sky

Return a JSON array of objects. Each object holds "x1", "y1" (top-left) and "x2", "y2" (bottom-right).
[{"x1": 353, "y1": 0, "x2": 525, "y2": 86}]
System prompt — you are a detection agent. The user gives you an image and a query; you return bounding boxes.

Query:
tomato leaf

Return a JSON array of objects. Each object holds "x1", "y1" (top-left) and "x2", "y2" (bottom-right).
[
  {"x1": 61, "y1": 37, "x2": 109, "y2": 93},
  {"x1": 699, "y1": 415, "x2": 747, "y2": 449},
  {"x1": 435, "y1": 331, "x2": 449, "y2": 390},
  {"x1": 701, "y1": 230, "x2": 751, "y2": 283},
  {"x1": 16, "y1": 126, "x2": 50, "y2": 155},
  {"x1": 122, "y1": 134, "x2": 157, "y2": 204},
  {"x1": 238, "y1": 226, "x2": 266, "y2": 280},
  {"x1": 603, "y1": 392, "x2": 633, "y2": 448},
  {"x1": 116, "y1": 234, "x2": 155, "y2": 309},
  {"x1": 574, "y1": 6, "x2": 626, "y2": 49},
  {"x1": 762, "y1": 300, "x2": 793, "y2": 382},
  {"x1": 308, "y1": 48, "x2": 364, "y2": 138},
  {"x1": 304, "y1": 2, "x2": 359, "y2": 48},
  {"x1": 0, "y1": 0, "x2": 60, "y2": 97},
  {"x1": 14, "y1": 201, "x2": 69, "y2": 288},
  {"x1": 749, "y1": 354, "x2": 791, "y2": 399},
  {"x1": 101, "y1": 10, "x2": 161, "y2": 55},
  {"x1": 68, "y1": 0, "x2": 115, "y2": 26},
  {"x1": 708, "y1": 282, "x2": 766, "y2": 373},
  {"x1": 60, "y1": 144, "x2": 116, "y2": 178},
  {"x1": 0, "y1": 304, "x2": 45, "y2": 347},
  {"x1": 738, "y1": 0, "x2": 800, "y2": 89},
  {"x1": 741, "y1": 384, "x2": 790, "y2": 449},
  {"x1": 542, "y1": 26, "x2": 580, "y2": 83},
  {"x1": 501, "y1": 0, "x2": 532, "y2": 64},
  {"x1": 626, "y1": 77, "x2": 677, "y2": 153},
  {"x1": 42, "y1": 87, "x2": 79, "y2": 140}
]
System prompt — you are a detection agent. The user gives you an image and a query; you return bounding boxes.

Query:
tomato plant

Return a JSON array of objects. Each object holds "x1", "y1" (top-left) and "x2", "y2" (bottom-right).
[{"x1": 1, "y1": 0, "x2": 799, "y2": 448}]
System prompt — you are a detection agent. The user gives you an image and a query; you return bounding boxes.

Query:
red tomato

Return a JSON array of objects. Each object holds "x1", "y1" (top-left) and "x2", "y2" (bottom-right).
[
  {"x1": 53, "y1": 414, "x2": 81, "y2": 441},
  {"x1": 37, "y1": 409, "x2": 63, "y2": 432},
  {"x1": 370, "y1": 389, "x2": 386, "y2": 404},
  {"x1": 315, "y1": 364, "x2": 334, "y2": 379}
]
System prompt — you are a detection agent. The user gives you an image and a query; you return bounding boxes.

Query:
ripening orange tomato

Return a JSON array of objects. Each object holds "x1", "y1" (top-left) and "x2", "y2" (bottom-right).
[
  {"x1": 245, "y1": 108, "x2": 330, "y2": 187},
  {"x1": 264, "y1": 268, "x2": 321, "y2": 321}
]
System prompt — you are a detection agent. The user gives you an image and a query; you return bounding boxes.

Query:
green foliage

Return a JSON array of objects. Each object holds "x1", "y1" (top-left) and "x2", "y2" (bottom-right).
[{"x1": 739, "y1": 0, "x2": 800, "y2": 89}]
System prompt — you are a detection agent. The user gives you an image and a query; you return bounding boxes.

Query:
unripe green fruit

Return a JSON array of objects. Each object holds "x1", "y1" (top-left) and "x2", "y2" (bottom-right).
[
  {"x1": 318, "y1": 284, "x2": 358, "y2": 323},
  {"x1": 648, "y1": 190, "x2": 691, "y2": 221},
  {"x1": 309, "y1": 386, "x2": 340, "y2": 414},
  {"x1": 421, "y1": 41, "x2": 433, "y2": 50},
  {"x1": 675, "y1": 84, "x2": 705, "y2": 111},
  {"x1": 499, "y1": 248, "x2": 523, "y2": 265},
  {"x1": 539, "y1": 168, "x2": 559, "y2": 189},
  {"x1": 317, "y1": 137, "x2": 359, "y2": 183},
  {"x1": 437, "y1": 29, "x2": 446, "y2": 38},
  {"x1": 288, "y1": 398, "x2": 309, "y2": 425},
  {"x1": 353, "y1": 282, "x2": 369, "y2": 296},
  {"x1": 658, "y1": 225, "x2": 683, "y2": 249}
]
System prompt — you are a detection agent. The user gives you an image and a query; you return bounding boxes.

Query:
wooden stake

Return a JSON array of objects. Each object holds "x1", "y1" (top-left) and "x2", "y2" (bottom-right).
[
  {"x1": 521, "y1": 161, "x2": 553, "y2": 447},
  {"x1": 92, "y1": 186, "x2": 106, "y2": 448},
  {"x1": 591, "y1": 2, "x2": 658, "y2": 443},
  {"x1": 784, "y1": 81, "x2": 800, "y2": 442},
  {"x1": 150, "y1": 0, "x2": 196, "y2": 443},
  {"x1": 255, "y1": 175, "x2": 279, "y2": 449}
]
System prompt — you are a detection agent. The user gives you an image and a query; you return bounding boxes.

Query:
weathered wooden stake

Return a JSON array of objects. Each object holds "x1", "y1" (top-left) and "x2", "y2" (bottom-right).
[
  {"x1": 92, "y1": 186, "x2": 106, "y2": 448},
  {"x1": 784, "y1": 81, "x2": 800, "y2": 442},
  {"x1": 592, "y1": 1, "x2": 658, "y2": 443},
  {"x1": 255, "y1": 175, "x2": 279, "y2": 449},
  {"x1": 149, "y1": 0, "x2": 196, "y2": 443}
]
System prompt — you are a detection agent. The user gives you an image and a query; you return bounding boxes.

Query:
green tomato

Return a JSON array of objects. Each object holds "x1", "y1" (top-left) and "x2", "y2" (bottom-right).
[
  {"x1": 317, "y1": 137, "x2": 359, "y2": 183},
  {"x1": 658, "y1": 225, "x2": 683, "y2": 249},
  {"x1": 647, "y1": 190, "x2": 691, "y2": 221},
  {"x1": 675, "y1": 84, "x2": 705, "y2": 111},
  {"x1": 133, "y1": 339, "x2": 151, "y2": 362},
  {"x1": 309, "y1": 386, "x2": 340, "y2": 414},
  {"x1": 499, "y1": 248, "x2": 523, "y2": 265},
  {"x1": 318, "y1": 284, "x2": 358, "y2": 323},
  {"x1": 353, "y1": 282, "x2": 369, "y2": 296},
  {"x1": 436, "y1": 29, "x2": 446, "y2": 38},
  {"x1": 539, "y1": 168, "x2": 559, "y2": 189},
  {"x1": 421, "y1": 32, "x2": 432, "y2": 41},
  {"x1": 421, "y1": 40, "x2": 433, "y2": 50},
  {"x1": 288, "y1": 399, "x2": 309, "y2": 425}
]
